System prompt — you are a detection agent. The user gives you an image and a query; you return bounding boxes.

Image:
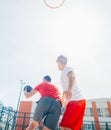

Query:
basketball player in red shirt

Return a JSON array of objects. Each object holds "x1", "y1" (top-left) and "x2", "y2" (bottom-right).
[{"x1": 24, "y1": 75, "x2": 62, "y2": 130}]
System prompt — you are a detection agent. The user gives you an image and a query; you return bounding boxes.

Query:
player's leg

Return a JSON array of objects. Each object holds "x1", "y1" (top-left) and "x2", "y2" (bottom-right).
[
  {"x1": 60, "y1": 127, "x2": 65, "y2": 130},
  {"x1": 26, "y1": 119, "x2": 39, "y2": 130},
  {"x1": 60, "y1": 127, "x2": 72, "y2": 130},
  {"x1": 28, "y1": 98, "x2": 47, "y2": 130},
  {"x1": 36, "y1": 97, "x2": 57, "y2": 130},
  {"x1": 60, "y1": 100, "x2": 86, "y2": 130},
  {"x1": 44, "y1": 99, "x2": 62, "y2": 130},
  {"x1": 39, "y1": 120, "x2": 43, "y2": 130},
  {"x1": 43, "y1": 126, "x2": 51, "y2": 130}
]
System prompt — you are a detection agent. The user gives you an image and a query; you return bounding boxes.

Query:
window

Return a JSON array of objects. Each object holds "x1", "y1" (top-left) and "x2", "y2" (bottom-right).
[
  {"x1": 84, "y1": 108, "x2": 90, "y2": 117},
  {"x1": 84, "y1": 123, "x2": 96, "y2": 130},
  {"x1": 103, "y1": 108, "x2": 110, "y2": 117},
  {"x1": 84, "y1": 124, "x2": 92, "y2": 130},
  {"x1": 89, "y1": 108, "x2": 94, "y2": 117},
  {"x1": 97, "y1": 108, "x2": 103, "y2": 117}
]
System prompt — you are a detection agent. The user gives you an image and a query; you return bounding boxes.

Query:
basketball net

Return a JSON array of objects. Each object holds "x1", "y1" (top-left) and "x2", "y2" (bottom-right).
[{"x1": 43, "y1": 0, "x2": 65, "y2": 9}]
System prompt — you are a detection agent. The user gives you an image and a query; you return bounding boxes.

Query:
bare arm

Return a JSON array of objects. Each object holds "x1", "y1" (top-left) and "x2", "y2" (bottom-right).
[
  {"x1": 63, "y1": 71, "x2": 75, "y2": 99},
  {"x1": 24, "y1": 89, "x2": 37, "y2": 98},
  {"x1": 67, "y1": 71, "x2": 75, "y2": 90}
]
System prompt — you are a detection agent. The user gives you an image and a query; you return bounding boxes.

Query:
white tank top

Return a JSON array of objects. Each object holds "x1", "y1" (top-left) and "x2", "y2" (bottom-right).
[{"x1": 60, "y1": 66, "x2": 85, "y2": 101}]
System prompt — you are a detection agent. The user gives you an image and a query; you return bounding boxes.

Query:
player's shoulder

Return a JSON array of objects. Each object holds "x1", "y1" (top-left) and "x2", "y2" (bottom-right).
[{"x1": 64, "y1": 66, "x2": 73, "y2": 73}]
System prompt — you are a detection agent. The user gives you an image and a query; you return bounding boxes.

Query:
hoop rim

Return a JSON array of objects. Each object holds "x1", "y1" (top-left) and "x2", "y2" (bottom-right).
[{"x1": 43, "y1": 0, "x2": 65, "y2": 9}]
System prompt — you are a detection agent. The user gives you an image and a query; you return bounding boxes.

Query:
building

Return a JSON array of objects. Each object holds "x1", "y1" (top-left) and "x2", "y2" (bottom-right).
[{"x1": 83, "y1": 98, "x2": 111, "y2": 130}]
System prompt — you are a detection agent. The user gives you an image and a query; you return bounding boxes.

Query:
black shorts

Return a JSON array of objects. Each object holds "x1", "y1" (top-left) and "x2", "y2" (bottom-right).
[{"x1": 33, "y1": 96, "x2": 61, "y2": 130}]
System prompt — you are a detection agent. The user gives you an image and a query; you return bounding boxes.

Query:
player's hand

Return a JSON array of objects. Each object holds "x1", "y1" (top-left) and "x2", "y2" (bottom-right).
[{"x1": 63, "y1": 90, "x2": 72, "y2": 99}]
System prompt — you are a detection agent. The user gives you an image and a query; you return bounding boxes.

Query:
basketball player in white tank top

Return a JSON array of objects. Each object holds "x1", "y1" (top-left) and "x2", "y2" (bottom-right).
[{"x1": 56, "y1": 55, "x2": 86, "y2": 130}]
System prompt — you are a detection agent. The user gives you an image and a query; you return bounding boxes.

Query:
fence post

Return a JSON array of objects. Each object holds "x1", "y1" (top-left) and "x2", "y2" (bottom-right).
[
  {"x1": 92, "y1": 122, "x2": 95, "y2": 130},
  {"x1": 4, "y1": 109, "x2": 11, "y2": 130},
  {"x1": 11, "y1": 111, "x2": 17, "y2": 130},
  {"x1": 106, "y1": 122, "x2": 109, "y2": 130},
  {"x1": 0, "y1": 106, "x2": 4, "y2": 122},
  {"x1": 22, "y1": 112, "x2": 26, "y2": 130}
]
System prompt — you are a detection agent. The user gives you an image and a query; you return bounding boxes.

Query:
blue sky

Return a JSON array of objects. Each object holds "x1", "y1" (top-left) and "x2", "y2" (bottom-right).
[{"x1": 0, "y1": 0, "x2": 111, "y2": 109}]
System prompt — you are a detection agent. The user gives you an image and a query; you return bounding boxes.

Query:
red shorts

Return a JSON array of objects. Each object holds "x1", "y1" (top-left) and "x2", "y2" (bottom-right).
[{"x1": 60, "y1": 99, "x2": 86, "y2": 130}]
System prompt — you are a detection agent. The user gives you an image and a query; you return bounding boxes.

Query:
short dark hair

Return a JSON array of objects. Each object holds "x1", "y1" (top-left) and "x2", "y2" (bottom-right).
[{"x1": 43, "y1": 75, "x2": 51, "y2": 82}]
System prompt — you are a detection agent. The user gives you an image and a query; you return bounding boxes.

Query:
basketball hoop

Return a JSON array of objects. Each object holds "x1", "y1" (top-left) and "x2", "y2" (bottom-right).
[{"x1": 43, "y1": 0, "x2": 65, "y2": 9}]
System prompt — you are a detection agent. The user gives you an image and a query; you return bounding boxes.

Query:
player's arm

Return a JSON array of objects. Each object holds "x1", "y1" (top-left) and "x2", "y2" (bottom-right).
[
  {"x1": 24, "y1": 89, "x2": 37, "y2": 98},
  {"x1": 67, "y1": 71, "x2": 75, "y2": 91},
  {"x1": 64, "y1": 71, "x2": 75, "y2": 99}
]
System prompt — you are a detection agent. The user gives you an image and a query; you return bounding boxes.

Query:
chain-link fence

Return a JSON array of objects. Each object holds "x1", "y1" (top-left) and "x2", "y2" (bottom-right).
[{"x1": 0, "y1": 104, "x2": 111, "y2": 130}]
